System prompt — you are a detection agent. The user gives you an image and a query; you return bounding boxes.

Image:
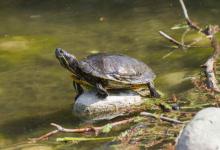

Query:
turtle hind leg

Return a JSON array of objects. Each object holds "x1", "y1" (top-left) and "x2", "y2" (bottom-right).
[
  {"x1": 96, "y1": 83, "x2": 109, "y2": 99},
  {"x1": 147, "y1": 82, "x2": 160, "y2": 98},
  {"x1": 73, "y1": 81, "x2": 84, "y2": 100}
]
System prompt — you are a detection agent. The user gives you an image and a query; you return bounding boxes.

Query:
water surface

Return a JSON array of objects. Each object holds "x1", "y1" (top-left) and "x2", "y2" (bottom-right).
[{"x1": 0, "y1": 0, "x2": 220, "y2": 149}]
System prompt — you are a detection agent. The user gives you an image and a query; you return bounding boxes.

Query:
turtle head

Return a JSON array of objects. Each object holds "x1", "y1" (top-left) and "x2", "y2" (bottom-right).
[{"x1": 55, "y1": 48, "x2": 78, "y2": 73}]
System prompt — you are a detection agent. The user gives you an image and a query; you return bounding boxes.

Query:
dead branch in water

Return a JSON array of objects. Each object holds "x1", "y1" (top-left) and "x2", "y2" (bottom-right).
[
  {"x1": 159, "y1": 31, "x2": 187, "y2": 49},
  {"x1": 28, "y1": 118, "x2": 135, "y2": 143},
  {"x1": 160, "y1": 0, "x2": 220, "y2": 92},
  {"x1": 140, "y1": 112, "x2": 184, "y2": 124}
]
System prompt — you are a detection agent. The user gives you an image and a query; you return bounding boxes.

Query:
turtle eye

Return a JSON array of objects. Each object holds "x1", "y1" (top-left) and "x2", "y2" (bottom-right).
[
  {"x1": 58, "y1": 49, "x2": 64, "y2": 55},
  {"x1": 55, "y1": 48, "x2": 65, "y2": 58}
]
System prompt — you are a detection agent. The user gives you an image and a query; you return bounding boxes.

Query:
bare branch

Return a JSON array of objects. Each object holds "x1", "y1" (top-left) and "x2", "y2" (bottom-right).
[
  {"x1": 28, "y1": 130, "x2": 59, "y2": 143},
  {"x1": 28, "y1": 118, "x2": 135, "y2": 143},
  {"x1": 140, "y1": 112, "x2": 184, "y2": 124},
  {"x1": 179, "y1": 0, "x2": 201, "y2": 31},
  {"x1": 202, "y1": 57, "x2": 220, "y2": 92},
  {"x1": 159, "y1": 31, "x2": 187, "y2": 48},
  {"x1": 179, "y1": 0, "x2": 189, "y2": 20}
]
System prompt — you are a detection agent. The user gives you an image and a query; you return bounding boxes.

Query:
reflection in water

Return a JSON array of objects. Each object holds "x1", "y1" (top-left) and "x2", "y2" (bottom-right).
[{"x1": 0, "y1": 0, "x2": 220, "y2": 149}]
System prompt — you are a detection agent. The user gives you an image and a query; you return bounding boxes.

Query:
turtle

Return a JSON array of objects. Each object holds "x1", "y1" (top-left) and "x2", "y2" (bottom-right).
[{"x1": 55, "y1": 48, "x2": 160, "y2": 99}]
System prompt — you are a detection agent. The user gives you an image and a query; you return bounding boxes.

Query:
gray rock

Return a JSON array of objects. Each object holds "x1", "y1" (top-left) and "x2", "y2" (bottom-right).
[
  {"x1": 73, "y1": 90, "x2": 145, "y2": 121},
  {"x1": 176, "y1": 107, "x2": 220, "y2": 150}
]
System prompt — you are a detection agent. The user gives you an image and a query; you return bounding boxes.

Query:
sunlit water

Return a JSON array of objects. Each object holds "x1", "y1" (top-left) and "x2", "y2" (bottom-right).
[{"x1": 1, "y1": 0, "x2": 220, "y2": 149}]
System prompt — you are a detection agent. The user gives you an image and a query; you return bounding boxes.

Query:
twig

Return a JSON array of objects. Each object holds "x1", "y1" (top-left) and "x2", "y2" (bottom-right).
[
  {"x1": 140, "y1": 112, "x2": 184, "y2": 124},
  {"x1": 179, "y1": 0, "x2": 189, "y2": 20},
  {"x1": 162, "y1": 51, "x2": 174, "y2": 59},
  {"x1": 179, "y1": 0, "x2": 201, "y2": 31},
  {"x1": 28, "y1": 118, "x2": 135, "y2": 143},
  {"x1": 50, "y1": 123, "x2": 97, "y2": 133},
  {"x1": 181, "y1": 102, "x2": 217, "y2": 110},
  {"x1": 28, "y1": 129, "x2": 59, "y2": 142},
  {"x1": 159, "y1": 31, "x2": 187, "y2": 48},
  {"x1": 181, "y1": 28, "x2": 190, "y2": 45},
  {"x1": 56, "y1": 136, "x2": 115, "y2": 142}
]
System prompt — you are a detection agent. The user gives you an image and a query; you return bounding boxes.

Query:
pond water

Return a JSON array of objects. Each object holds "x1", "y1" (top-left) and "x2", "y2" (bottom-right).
[{"x1": 0, "y1": 0, "x2": 220, "y2": 149}]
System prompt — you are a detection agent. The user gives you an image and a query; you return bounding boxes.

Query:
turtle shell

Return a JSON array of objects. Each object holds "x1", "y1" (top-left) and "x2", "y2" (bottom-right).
[{"x1": 78, "y1": 53, "x2": 156, "y2": 85}]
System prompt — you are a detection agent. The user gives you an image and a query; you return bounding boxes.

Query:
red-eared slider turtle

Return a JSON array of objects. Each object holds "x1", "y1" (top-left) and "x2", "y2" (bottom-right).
[{"x1": 55, "y1": 48, "x2": 160, "y2": 99}]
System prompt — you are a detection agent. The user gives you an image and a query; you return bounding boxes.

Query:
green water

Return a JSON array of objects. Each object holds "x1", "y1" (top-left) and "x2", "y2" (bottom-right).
[{"x1": 0, "y1": 0, "x2": 220, "y2": 149}]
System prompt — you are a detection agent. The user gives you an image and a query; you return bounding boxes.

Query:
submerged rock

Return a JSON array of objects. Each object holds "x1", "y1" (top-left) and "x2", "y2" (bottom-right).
[
  {"x1": 176, "y1": 107, "x2": 220, "y2": 150},
  {"x1": 73, "y1": 90, "x2": 145, "y2": 121}
]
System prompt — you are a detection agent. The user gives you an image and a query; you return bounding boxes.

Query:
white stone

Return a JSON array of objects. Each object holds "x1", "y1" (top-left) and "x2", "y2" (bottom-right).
[
  {"x1": 73, "y1": 90, "x2": 145, "y2": 120},
  {"x1": 176, "y1": 107, "x2": 220, "y2": 150}
]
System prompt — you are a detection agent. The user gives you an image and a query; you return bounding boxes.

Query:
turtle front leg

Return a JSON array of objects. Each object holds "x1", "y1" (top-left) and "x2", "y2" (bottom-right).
[
  {"x1": 147, "y1": 82, "x2": 160, "y2": 98},
  {"x1": 96, "y1": 83, "x2": 109, "y2": 99},
  {"x1": 73, "y1": 81, "x2": 84, "y2": 100}
]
